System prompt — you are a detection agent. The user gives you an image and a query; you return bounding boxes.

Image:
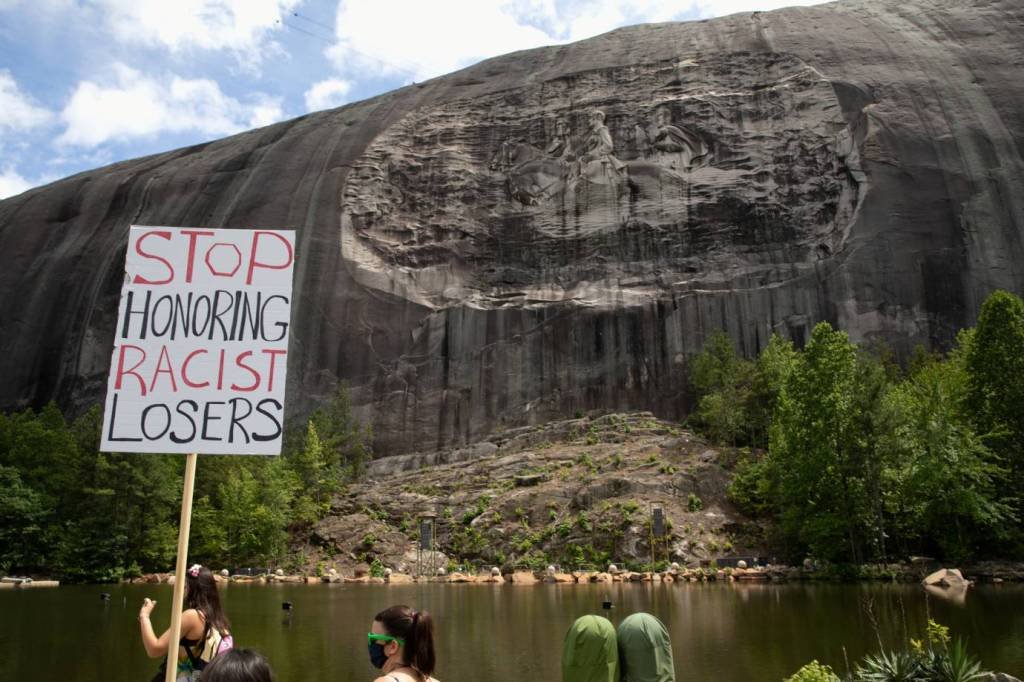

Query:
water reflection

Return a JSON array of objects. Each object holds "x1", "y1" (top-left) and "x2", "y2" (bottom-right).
[{"x1": 1, "y1": 582, "x2": 1022, "y2": 681}]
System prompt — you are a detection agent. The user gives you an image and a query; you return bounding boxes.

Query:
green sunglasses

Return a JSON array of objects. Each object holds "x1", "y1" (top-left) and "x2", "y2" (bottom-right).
[{"x1": 367, "y1": 633, "x2": 405, "y2": 646}]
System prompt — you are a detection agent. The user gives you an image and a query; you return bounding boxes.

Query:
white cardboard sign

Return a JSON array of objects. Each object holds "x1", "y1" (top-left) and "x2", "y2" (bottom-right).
[{"x1": 101, "y1": 226, "x2": 296, "y2": 455}]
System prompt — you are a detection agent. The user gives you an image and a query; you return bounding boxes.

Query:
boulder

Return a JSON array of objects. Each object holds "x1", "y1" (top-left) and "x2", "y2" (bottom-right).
[
  {"x1": 511, "y1": 571, "x2": 538, "y2": 585},
  {"x1": 387, "y1": 573, "x2": 414, "y2": 584},
  {"x1": 544, "y1": 573, "x2": 575, "y2": 584},
  {"x1": 477, "y1": 574, "x2": 504, "y2": 584},
  {"x1": 923, "y1": 568, "x2": 969, "y2": 589},
  {"x1": 515, "y1": 474, "x2": 546, "y2": 487}
]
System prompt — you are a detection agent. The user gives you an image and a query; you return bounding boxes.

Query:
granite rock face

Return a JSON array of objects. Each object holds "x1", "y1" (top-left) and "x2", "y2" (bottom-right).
[{"x1": 1, "y1": 0, "x2": 1023, "y2": 454}]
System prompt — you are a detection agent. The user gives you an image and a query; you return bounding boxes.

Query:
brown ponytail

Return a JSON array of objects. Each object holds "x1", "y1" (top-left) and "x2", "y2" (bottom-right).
[{"x1": 375, "y1": 605, "x2": 436, "y2": 679}]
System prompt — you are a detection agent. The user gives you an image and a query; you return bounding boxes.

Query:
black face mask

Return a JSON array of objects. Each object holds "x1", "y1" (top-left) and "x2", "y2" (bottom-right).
[{"x1": 368, "y1": 642, "x2": 389, "y2": 669}]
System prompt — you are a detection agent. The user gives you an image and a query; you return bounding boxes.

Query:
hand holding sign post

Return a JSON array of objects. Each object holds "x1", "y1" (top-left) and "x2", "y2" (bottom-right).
[{"x1": 101, "y1": 226, "x2": 296, "y2": 682}]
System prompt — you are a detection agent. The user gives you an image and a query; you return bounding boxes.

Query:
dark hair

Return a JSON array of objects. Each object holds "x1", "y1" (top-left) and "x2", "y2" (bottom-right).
[
  {"x1": 200, "y1": 648, "x2": 273, "y2": 682},
  {"x1": 375, "y1": 604, "x2": 435, "y2": 678},
  {"x1": 184, "y1": 566, "x2": 230, "y2": 636}
]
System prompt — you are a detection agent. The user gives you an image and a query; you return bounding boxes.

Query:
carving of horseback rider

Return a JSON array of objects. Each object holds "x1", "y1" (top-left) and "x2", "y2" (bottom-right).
[{"x1": 572, "y1": 110, "x2": 625, "y2": 181}]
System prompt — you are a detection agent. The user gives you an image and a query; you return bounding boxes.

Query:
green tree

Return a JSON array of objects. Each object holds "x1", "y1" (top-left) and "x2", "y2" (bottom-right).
[
  {"x1": 747, "y1": 334, "x2": 799, "y2": 448},
  {"x1": 217, "y1": 461, "x2": 294, "y2": 565},
  {"x1": 884, "y1": 343, "x2": 1013, "y2": 561},
  {"x1": 769, "y1": 322, "x2": 879, "y2": 563},
  {"x1": 309, "y1": 382, "x2": 373, "y2": 481},
  {"x1": 965, "y1": 290, "x2": 1024, "y2": 548},
  {"x1": 0, "y1": 465, "x2": 47, "y2": 573},
  {"x1": 689, "y1": 331, "x2": 756, "y2": 445}
]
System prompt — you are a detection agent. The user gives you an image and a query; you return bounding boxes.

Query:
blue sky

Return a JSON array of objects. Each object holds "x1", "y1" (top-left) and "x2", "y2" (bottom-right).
[{"x1": 0, "y1": 0, "x2": 828, "y2": 199}]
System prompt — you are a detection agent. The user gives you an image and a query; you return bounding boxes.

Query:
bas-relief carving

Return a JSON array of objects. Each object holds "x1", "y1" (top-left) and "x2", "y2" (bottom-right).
[{"x1": 340, "y1": 52, "x2": 865, "y2": 310}]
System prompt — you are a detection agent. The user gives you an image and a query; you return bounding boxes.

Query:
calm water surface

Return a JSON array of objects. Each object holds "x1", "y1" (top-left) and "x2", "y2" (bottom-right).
[{"x1": 1, "y1": 582, "x2": 1022, "y2": 681}]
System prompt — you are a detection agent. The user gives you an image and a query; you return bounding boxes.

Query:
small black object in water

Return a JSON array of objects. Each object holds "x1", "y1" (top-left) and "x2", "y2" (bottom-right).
[
  {"x1": 602, "y1": 599, "x2": 613, "y2": 611},
  {"x1": 282, "y1": 601, "x2": 293, "y2": 611},
  {"x1": 100, "y1": 593, "x2": 111, "y2": 602}
]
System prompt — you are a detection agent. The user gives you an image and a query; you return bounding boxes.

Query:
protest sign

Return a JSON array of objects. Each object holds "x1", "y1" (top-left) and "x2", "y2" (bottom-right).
[
  {"x1": 99, "y1": 226, "x2": 296, "y2": 682},
  {"x1": 101, "y1": 226, "x2": 295, "y2": 455}
]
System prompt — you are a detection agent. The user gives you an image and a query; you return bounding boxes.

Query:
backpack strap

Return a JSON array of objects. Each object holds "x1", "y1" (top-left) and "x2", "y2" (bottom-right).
[{"x1": 183, "y1": 619, "x2": 212, "y2": 670}]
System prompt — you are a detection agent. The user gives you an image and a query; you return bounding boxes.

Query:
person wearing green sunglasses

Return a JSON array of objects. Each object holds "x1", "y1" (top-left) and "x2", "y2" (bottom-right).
[{"x1": 368, "y1": 604, "x2": 439, "y2": 682}]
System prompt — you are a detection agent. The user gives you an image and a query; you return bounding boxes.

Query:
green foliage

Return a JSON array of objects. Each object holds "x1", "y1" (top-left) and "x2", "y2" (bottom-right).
[
  {"x1": 0, "y1": 384, "x2": 373, "y2": 581},
  {"x1": 724, "y1": 294, "x2": 1021, "y2": 564},
  {"x1": 687, "y1": 492, "x2": 703, "y2": 512},
  {"x1": 965, "y1": 290, "x2": 1024, "y2": 549},
  {"x1": 727, "y1": 453, "x2": 773, "y2": 517},
  {"x1": 307, "y1": 381, "x2": 373, "y2": 481},
  {"x1": 770, "y1": 323, "x2": 858, "y2": 561},
  {"x1": 922, "y1": 639, "x2": 985, "y2": 682},
  {"x1": 792, "y1": 619, "x2": 991, "y2": 682},
  {"x1": 689, "y1": 331, "x2": 796, "y2": 448},
  {"x1": 785, "y1": 661, "x2": 840, "y2": 682},
  {"x1": 575, "y1": 512, "x2": 592, "y2": 533},
  {"x1": 855, "y1": 650, "x2": 923, "y2": 681},
  {"x1": 368, "y1": 558, "x2": 386, "y2": 578},
  {"x1": 881, "y1": 353, "x2": 1012, "y2": 561}
]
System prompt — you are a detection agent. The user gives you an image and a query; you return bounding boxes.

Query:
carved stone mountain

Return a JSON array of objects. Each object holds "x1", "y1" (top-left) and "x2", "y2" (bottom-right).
[{"x1": 1, "y1": 0, "x2": 1023, "y2": 455}]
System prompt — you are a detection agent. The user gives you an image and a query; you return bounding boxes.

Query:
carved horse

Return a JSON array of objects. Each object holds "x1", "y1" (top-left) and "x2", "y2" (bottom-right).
[{"x1": 489, "y1": 139, "x2": 569, "y2": 206}]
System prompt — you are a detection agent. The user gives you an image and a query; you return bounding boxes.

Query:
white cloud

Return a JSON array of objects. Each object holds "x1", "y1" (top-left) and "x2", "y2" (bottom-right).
[
  {"x1": 246, "y1": 95, "x2": 287, "y2": 128},
  {"x1": 16, "y1": 0, "x2": 301, "y2": 67},
  {"x1": 0, "y1": 166, "x2": 56, "y2": 199},
  {"x1": 304, "y1": 78, "x2": 353, "y2": 112},
  {"x1": 0, "y1": 167, "x2": 33, "y2": 199},
  {"x1": 0, "y1": 70, "x2": 54, "y2": 131},
  {"x1": 327, "y1": 0, "x2": 555, "y2": 82},
  {"x1": 323, "y1": 0, "x2": 829, "y2": 83},
  {"x1": 57, "y1": 64, "x2": 287, "y2": 148}
]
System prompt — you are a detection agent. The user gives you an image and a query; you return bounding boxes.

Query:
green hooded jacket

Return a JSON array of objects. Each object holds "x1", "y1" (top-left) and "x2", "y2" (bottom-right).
[
  {"x1": 617, "y1": 613, "x2": 676, "y2": 682},
  {"x1": 562, "y1": 615, "x2": 620, "y2": 682}
]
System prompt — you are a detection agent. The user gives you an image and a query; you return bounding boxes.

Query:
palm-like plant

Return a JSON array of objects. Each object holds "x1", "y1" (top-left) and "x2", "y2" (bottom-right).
[
  {"x1": 921, "y1": 639, "x2": 986, "y2": 682},
  {"x1": 855, "y1": 649, "x2": 925, "y2": 682}
]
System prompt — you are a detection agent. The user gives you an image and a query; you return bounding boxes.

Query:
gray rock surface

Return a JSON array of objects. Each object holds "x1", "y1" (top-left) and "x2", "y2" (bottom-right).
[{"x1": 1, "y1": 0, "x2": 1023, "y2": 454}]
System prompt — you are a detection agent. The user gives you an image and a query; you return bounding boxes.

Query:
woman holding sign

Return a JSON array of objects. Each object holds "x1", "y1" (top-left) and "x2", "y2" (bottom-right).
[{"x1": 139, "y1": 564, "x2": 234, "y2": 680}]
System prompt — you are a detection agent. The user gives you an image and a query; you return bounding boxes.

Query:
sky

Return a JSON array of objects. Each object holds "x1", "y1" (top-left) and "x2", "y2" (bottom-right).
[{"x1": 0, "y1": 0, "x2": 830, "y2": 199}]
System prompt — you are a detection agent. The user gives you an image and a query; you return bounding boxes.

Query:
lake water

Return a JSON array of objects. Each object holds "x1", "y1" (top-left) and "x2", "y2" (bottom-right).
[{"x1": 1, "y1": 582, "x2": 1022, "y2": 681}]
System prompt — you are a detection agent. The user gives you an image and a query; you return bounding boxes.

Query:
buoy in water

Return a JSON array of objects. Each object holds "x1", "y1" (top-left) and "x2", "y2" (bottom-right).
[
  {"x1": 282, "y1": 601, "x2": 293, "y2": 611},
  {"x1": 100, "y1": 592, "x2": 111, "y2": 602}
]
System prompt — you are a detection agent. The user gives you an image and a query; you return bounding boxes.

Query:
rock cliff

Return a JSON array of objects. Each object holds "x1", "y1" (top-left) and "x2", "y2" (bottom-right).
[{"x1": 1, "y1": 0, "x2": 1023, "y2": 454}]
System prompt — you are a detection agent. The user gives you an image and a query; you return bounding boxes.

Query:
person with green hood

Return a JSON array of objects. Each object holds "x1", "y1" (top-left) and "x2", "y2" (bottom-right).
[
  {"x1": 561, "y1": 615, "x2": 620, "y2": 682},
  {"x1": 617, "y1": 613, "x2": 676, "y2": 682}
]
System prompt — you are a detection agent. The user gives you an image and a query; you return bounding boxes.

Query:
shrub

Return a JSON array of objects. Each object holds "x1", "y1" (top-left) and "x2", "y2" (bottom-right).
[{"x1": 786, "y1": 661, "x2": 840, "y2": 682}]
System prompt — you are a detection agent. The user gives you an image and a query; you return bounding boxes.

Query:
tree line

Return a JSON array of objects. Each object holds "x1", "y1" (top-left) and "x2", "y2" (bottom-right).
[
  {"x1": 2, "y1": 291, "x2": 1021, "y2": 580},
  {"x1": 0, "y1": 385, "x2": 370, "y2": 582},
  {"x1": 693, "y1": 290, "x2": 1024, "y2": 564}
]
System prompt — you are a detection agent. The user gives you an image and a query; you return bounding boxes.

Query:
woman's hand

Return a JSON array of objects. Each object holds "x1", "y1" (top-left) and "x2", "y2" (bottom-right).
[{"x1": 139, "y1": 597, "x2": 157, "y2": 621}]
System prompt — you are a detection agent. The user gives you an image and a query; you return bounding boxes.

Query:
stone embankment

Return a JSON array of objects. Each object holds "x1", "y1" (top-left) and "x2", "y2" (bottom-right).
[
  {"x1": 0, "y1": 576, "x2": 59, "y2": 589},
  {"x1": 124, "y1": 562, "x2": 1024, "y2": 587}
]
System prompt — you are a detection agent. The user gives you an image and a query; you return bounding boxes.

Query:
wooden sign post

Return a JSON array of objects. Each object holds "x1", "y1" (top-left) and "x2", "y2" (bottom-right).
[
  {"x1": 164, "y1": 453, "x2": 197, "y2": 682},
  {"x1": 100, "y1": 226, "x2": 296, "y2": 682}
]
